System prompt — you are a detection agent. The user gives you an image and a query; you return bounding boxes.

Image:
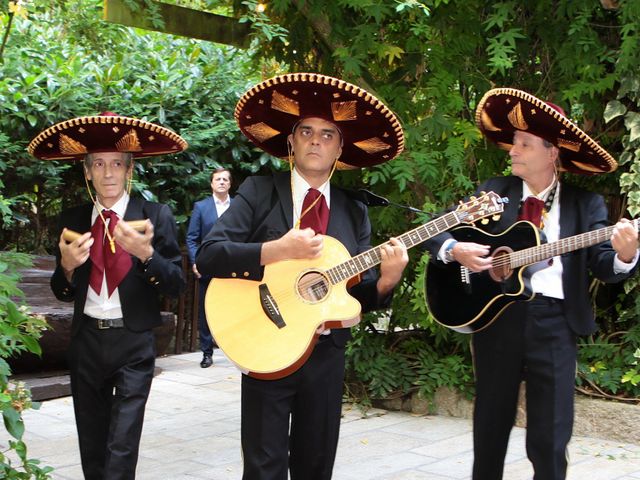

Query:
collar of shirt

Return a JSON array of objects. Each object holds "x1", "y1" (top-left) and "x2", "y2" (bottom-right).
[
  {"x1": 292, "y1": 167, "x2": 331, "y2": 226},
  {"x1": 213, "y1": 194, "x2": 230, "y2": 207},
  {"x1": 522, "y1": 175, "x2": 557, "y2": 201},
  {"x1": 91, "y1": 192, "x2": 130, "y2": 224}
]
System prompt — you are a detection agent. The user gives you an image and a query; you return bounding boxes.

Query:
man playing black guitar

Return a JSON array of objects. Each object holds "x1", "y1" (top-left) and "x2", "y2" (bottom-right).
[{"x1": 424, "y1": 88, "x2": 639, "y2": 480}]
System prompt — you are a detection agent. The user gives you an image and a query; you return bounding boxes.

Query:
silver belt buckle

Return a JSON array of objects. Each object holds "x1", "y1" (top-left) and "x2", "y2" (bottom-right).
[{"x1": 97, "y1": 319, "x2": 110, "y2": 329}]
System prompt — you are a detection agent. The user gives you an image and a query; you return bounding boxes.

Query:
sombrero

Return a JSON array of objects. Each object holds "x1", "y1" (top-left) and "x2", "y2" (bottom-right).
[
  {"x1": 475, "y1": 88, "x2": 617, "y2": 175},
  {"x1": 234, "y1": 72, "x2": 404, "y2": 168},
  {"x1": 28, "y1": 112, "x2": 188, "y2": 160}
]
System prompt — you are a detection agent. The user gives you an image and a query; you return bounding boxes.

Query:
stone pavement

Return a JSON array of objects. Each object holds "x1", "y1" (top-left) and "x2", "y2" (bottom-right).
[{"x1": 3, "y1": 350, "x2": 640, "y2": 479}]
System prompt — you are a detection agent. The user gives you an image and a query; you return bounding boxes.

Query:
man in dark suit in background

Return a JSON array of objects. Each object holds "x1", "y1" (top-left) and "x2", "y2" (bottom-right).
[
  {"x1": 186, "y1": 167, "x2": 232, "y2": 368},
  {"x1": 28, "y1": 112, "x2": 187, "y2": 480},
  {"x1": 425, "y1": 88, "x2": 639, "y2": 480},
  {"x1": 196, "y1": 73, "x2": 409, "y2": 480}
]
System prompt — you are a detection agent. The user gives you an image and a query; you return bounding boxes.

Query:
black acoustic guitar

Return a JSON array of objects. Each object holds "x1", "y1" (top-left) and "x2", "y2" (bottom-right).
[{"x1": 425, "y1": 219, "x2": 639, "y2": 333}]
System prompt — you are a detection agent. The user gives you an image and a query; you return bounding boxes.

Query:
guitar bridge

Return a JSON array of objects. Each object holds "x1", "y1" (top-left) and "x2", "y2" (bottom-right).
[
  {"x1": 460, "y1": 266, "x2": 470, "y2": 285},
  {"x1": 259, "y1": 283, "x2": 286, "y2": 329}
]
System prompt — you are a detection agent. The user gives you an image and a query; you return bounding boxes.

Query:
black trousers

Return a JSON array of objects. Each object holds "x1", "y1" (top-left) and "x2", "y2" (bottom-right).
[
  {"x1": 69, "y1": 318, "x2": 155, "y2": 480},
  {"x1": 472, "y1": 296, "x2": 576, "y2": 480},
  {"x1": 240, "y1": 336, "x2": 345, "y2": 480}
]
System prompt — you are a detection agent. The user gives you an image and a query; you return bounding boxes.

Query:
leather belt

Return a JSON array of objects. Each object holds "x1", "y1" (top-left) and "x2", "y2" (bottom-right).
[
  {"x1": 532, "y1": 293, "x2": 563, "y2": 304},
  {"x1": 84, "y1": 315, "x2": 124, "y2": 329}
]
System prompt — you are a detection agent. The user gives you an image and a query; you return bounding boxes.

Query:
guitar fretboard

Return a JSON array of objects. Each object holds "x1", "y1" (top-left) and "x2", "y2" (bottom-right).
[
  {"x1": 509, "y1": 219, "x2": 639, "y2": 268},
  {"x1": 326, "y1": 210, "x2": 465, "y2": 285}
]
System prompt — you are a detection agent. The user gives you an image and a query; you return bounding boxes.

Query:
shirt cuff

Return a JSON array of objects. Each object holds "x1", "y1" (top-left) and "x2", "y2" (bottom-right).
[
  {"x1": 438, "y1": 238, "x2": 458, "y2": 263},
  {"x1": 614, "y1": 249, "x2": 640, "y2": 273}
]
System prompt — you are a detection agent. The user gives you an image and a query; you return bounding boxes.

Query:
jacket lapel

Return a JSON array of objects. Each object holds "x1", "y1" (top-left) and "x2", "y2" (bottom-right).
[{"x1": 274, "y1": 172, "x2": 294, "y2": 229}]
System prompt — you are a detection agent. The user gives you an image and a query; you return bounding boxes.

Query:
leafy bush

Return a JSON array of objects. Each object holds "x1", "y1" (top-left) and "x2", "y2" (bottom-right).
[{"x1": 0, "y1": 252, "x2": 52, "y2": 479}]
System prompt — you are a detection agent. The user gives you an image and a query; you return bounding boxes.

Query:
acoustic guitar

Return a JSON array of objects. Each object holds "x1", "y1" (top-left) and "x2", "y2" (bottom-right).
[
  {"x1": 206, "y1": 191, "x2": 505, "y2": 379},
  {"x1": 425, "y1": 219, "x2": 639, "y2": 334}
]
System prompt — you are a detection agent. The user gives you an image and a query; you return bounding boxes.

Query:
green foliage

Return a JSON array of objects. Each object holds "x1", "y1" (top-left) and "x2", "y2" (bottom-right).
[
  {"x1": 0, "y1": 0, "x2": 261, "y2": 252},
  {"x1": 0, "y1": 252, "x2": 52, "y2": 479},
  {"x1": 245, "y1": 0, "x2": 640, "y2": 403},
  {"x1": 577, "y1": 324, "x2": 640, "y2": 398}
]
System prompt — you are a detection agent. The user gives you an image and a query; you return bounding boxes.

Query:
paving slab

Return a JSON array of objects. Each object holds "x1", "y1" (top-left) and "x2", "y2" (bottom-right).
[{"x1": 1, "y1": 350, "x2": 639, "y2": 479}]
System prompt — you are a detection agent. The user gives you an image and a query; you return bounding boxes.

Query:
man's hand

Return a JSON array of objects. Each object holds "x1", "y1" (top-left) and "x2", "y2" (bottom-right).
[
  {"x1": 261, "y1": 228, "x2": 324, "y2": 265},
  {"x1": 192, "y1": 263, "x2": 202, "y2": 279},
  {"x1": 59, "y1": 229, "x2": 93, "y2": 281},
  {"x1": 377, "y1": 237, "x2": 409, "y2": 297},
  {"x1": 451, "y1": 241, "x2": 492, "y2": 272},
  {"x1": 611, "y1": 219, "x2": 639, "y2": 263},
  {"x1": 114, "y1": 219, "x2": 154, "y2": 262}
]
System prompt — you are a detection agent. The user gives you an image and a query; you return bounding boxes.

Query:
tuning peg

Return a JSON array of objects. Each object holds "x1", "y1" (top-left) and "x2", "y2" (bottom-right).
[
  {"x1": 481, "y1": 218, "x2": 489, "y2": 225},
  {"x1": 470, "y1": 196, "x2": 477, "y2": 202},
  {"x1": 480, "y1": 191, "x2": 486, "y2": 195},
  {"x1": 492, "y1": 214, "x2": 501, "y2": 221}
]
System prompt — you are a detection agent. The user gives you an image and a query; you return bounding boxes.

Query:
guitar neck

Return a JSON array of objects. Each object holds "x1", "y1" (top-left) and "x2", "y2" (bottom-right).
[
  {"x1": 326, "y1": 210, "x2": 463, "y2": 285},
  {"x1": 510, "y1": 218, "x2": 639, "y2": 268}
]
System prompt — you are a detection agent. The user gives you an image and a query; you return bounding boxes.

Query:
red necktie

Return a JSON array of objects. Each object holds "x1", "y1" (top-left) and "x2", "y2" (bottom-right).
[
  {"x1": 518, "y1": 196, "x2": 545, "y2": 228},
  {"x1": 300, "y1": 188, "x2": 329, "y2": 234},
  {"x1": 89, "y1": 210, "x2": 132, "y2": 297}
]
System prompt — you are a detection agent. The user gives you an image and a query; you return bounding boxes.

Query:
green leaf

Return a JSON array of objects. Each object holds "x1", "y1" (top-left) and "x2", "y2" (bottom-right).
[
  {"x1": 2, "y1": 408, "x2": 25, "y2": 440},
  {"x1": 603, "y1": 100, "x2": 627, "y2": 123}
]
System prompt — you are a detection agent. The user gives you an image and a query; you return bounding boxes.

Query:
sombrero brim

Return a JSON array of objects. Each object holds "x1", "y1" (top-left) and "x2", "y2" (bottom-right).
[
  {"x1": 234, "y1": 72, "x2": 404, "y2": 168},
  {"x1": 475, "y1": 88, "x2": 617, "y2": 175},
  {"x1": 28, "y1": 115, "x2": 188, "y2": 160}
]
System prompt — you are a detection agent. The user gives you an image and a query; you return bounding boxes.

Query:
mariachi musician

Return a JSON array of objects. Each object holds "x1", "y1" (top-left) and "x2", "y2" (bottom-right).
[
  {"x1": 425, "y1": 88, "x2": 639, "y2": 480},
  {"x1": 196, "y1": 73, "x2": 408, "y2": 479},
  {"x1": 28, "y1": 112, "x2": 186, "y2": 479}
]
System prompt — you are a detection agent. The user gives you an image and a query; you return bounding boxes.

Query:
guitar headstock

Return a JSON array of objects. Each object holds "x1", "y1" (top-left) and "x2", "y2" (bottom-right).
[{"x1": 455, "y1": 191, "x2": 505, "y2": 224}]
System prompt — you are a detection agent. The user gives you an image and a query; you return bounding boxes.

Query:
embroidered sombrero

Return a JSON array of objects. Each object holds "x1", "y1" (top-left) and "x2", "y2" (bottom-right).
[
  {"x1": 234, "y1": 72, "x2": 404, "y2": 168},
  {"x1": 28, "y1": 112, "x2": 188, "y2": 160},
  {"x1": 475, "y1": 88, "x2": 617, "y2": 175}
]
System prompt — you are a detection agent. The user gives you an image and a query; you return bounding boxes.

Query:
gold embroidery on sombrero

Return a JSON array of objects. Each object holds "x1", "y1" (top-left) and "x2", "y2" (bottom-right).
[
  {"x1": 245, "y1": 122, "x2": 281, "y2": 142},
  {"x1": 571, "y1": 160, "x2": 606, "y2": 173},
  {"x1": 481, "y1": 110, "x2": 502, "y2": 132},
  {"x1": 331, "y1": 101, "x2": 357, "y2": 122},
  {"x1": 507, "y1": 102, "x2": 529, "y2": 130},
  {"x1": 116, "y1": 129, "x2": 143, "y2": 152},
  {"x1": 353, "y1": 137, "x2": 391, "y2": 154},
  {"x1": 556, "y1": 138, "x2": 581, "y2": 152},
  {"x1": 59, "y1": 134, "x2": 88, "y2": 155},
  {"x1": 271, "y1": 91, "x2": 300, "y2": 116}
]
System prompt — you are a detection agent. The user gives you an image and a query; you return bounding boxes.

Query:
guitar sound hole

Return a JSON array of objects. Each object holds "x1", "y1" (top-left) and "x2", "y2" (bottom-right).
[
  {"x1": 297, "y1": 271, "x2": 330, "y2": 303},
  {"x1": 489, "y1": 248, "x2": 513, "y2": 282}
]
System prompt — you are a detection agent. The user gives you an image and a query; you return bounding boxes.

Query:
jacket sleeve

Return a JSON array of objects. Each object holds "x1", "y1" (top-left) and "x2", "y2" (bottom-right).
[
  {"x1": 135, "y1": 202, "x2": 185, "y2": 298},
  {"x1": 584, "y1": 192, "x2": 638, "y2": 283},
  {"x1": 185, "y1": 201, "x2": 202, "y2": 265}
]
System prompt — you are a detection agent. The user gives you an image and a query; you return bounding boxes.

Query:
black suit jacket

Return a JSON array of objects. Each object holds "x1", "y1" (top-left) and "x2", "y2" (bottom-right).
[
  {"x1": 51, "y1": 197, "x2": 185, "y2": 335},
  {"x1": 425, "y1": 176, "x2": 637, "y2": 336},
  {"x1": 196, "y1": 171, "x2": 391, "y2": 347}
]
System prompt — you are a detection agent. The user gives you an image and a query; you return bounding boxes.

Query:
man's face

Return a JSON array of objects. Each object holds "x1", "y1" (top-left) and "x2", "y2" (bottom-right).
[
  {"x1": 84, "y1": 152, "x2": 132, "y2": 207},
  {"x1": 288, "y1": 117, "x2": 342, "y2": 179},
  {"x1": 509, "y1": 131, "x2": 557, "y2": 184},
  {"x1": 211, "y1": 171, "x2": 231, "y2": 196}
]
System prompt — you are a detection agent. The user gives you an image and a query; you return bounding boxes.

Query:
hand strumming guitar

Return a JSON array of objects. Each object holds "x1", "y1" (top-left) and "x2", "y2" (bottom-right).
[{"x1": 451, "y1": 241, "x2": 493, "y2": 273}]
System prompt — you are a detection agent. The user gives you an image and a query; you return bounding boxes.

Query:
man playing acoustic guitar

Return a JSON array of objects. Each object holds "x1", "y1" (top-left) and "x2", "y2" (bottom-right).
[
  {"x1": 425, "y1": 88, "x2": 639, "y2": 480},
  {"x1": 196, "y1": 73, "x2": 408, "y2": 479}
]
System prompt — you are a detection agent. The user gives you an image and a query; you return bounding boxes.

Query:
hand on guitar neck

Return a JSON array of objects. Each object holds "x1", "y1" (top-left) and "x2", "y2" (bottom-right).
[{"x1": 611, "y1": 218, "x2": 639, "y2": 263}]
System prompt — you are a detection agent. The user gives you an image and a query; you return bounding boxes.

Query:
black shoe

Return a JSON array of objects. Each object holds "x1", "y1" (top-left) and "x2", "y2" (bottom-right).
[{"x1": 200, "y1": 354, "x2": 213, "y2": 368}]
